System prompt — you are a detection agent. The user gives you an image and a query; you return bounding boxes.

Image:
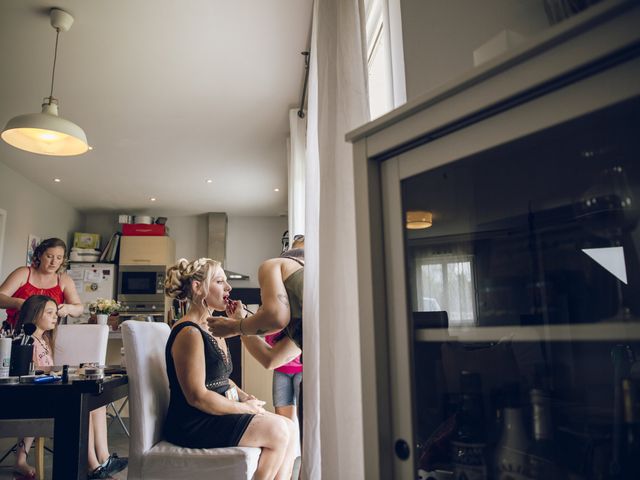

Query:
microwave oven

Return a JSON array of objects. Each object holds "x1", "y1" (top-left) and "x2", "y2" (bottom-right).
[{"x1": 117, "y1": 265, "x2": 166, "y2": 312}]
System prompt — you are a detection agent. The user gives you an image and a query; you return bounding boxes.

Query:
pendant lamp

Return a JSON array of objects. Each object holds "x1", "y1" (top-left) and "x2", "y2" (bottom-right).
[
  {"x1": 1, "y1": 8, "x2": 88, "y2": 156},
  {"x1": 406, "y1": 210, "x2": 433, "y2": 229}
]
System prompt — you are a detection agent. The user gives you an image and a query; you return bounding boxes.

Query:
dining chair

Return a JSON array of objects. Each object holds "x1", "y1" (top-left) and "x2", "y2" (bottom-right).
[
  {"x1": 53, "y1": 324, "x2": 109, "y2": 366},
  {"x1": 0, "y1": 419, "x2": 53, "y2": 480},
  {"x1": 121, "y1": 320, "x2": 260, "y2": 480},
  {"x1": 55, "y1": 323, "x2": 129, "y2": 436}
]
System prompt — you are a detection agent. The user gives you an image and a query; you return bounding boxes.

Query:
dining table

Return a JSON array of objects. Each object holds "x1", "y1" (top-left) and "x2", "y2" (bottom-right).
[{"x1": 0, "y1": 375, "x2": 128, "y2": 479}]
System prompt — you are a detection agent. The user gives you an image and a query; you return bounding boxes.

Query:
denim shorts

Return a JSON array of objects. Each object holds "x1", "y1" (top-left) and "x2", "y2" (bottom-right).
[{"x1": 272, "y1": 370, "x2": 303, "y2": 407}]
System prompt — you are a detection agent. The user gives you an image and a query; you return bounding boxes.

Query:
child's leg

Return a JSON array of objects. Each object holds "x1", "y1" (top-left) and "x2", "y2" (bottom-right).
[
  {"x1": 87, "y1": 412, "x2": 100, "y2": 471},
  {"x1": 87, "y1": 407, "x2": 111, "y2": 471},
  {"x1": 13, "y1": 437, "x2": 36, "y2": 477},
  {"x1": 90, "y1": 407, "x2": 110, "y2": 463}
]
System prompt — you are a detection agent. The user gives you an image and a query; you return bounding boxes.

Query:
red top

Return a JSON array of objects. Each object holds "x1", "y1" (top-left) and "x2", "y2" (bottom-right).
[
  {"x1": 5, "y1": 268, "x2": 64, "y2": 327},
  {"x1": 265, "y1": 332, "x2": 303, "y2": 374}
]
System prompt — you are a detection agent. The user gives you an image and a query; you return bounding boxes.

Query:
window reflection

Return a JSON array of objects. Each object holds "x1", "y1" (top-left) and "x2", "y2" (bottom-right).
[{"x1": 415, "y1": 256, "x2": 476, "y2": 327}]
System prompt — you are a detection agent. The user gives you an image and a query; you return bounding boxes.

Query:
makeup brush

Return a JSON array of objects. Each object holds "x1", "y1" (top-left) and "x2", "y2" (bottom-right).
[
  {"x1": 21, "y1": 324, "x2": 36, "y2": 346},
  {"x1": 225, "y1": 298, "x2": 255, "y2": 315}
]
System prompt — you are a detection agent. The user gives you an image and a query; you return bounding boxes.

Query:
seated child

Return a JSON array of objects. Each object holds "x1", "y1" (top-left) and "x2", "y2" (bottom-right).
[{"x1": 12, "y1": 295, "x2": 127, "y2": 479}]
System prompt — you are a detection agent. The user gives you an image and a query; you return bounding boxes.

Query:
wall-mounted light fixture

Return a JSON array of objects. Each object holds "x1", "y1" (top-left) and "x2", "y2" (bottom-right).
[
  {"x1": 406, "y1": 210, "x2": 433, "y2": 229},
  {"x1": 1, "y1": 8, "x2": 88, "y2": 156}
]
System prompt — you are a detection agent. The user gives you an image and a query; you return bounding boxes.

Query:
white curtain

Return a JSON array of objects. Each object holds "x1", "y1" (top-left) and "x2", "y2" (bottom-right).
[
  {"x1": 288, "y1": 109, "x2": 306, "y2": 238},
  {"x1": 303, "y1": 0, "x2": 370, "y2": 478}
]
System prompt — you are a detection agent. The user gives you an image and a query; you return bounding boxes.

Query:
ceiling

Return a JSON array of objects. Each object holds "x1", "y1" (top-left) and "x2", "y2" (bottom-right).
[{"x1": 0, "y1": 0, "x2": 312, "y2": 216}]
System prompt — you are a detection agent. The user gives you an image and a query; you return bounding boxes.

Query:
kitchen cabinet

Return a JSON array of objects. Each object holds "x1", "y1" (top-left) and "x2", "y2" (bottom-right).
[
  {"x1": 118, "y1": 236, "x2": 175, "y2": 266},
  {"x1": 348, "y1": 3, "x2": 640, "y2": 479}
]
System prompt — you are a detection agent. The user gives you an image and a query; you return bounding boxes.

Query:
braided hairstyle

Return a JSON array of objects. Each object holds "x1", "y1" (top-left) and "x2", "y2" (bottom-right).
[{"x1": 165, "y1": 258, "x2": 221, "y2": 306}]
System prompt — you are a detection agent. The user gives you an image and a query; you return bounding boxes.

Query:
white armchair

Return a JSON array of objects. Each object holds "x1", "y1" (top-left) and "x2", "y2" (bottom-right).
[{"x1": 121, "y1": 320, "x2": 260, "y2": 480}]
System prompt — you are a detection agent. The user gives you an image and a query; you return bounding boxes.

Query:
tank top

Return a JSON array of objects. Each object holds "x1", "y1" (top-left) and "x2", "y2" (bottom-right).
[
  {"x1": 265, "y1": 332, "x2": 302, "y2": 374},
  {"x1": 282, "y1": 259, "x2": 304, "y2": 349},
  {"x1": 5, "y1": 268, "x2": 64, "y2": 327}
]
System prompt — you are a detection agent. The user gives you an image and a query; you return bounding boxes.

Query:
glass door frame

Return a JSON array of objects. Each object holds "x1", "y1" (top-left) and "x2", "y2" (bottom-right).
[{"x1": 350, "y1": 4, "x2": 640, "y2": 478}]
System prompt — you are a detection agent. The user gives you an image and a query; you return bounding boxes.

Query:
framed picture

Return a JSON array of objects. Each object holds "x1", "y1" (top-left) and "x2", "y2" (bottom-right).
[{"x1": 26, "y1": 234, "x2": 41, "y2": 267}]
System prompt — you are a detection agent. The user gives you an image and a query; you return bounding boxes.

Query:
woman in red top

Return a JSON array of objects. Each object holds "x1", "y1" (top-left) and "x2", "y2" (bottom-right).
[{"x1": 0, "y1": 237, "x2": 83, "y2": 328}]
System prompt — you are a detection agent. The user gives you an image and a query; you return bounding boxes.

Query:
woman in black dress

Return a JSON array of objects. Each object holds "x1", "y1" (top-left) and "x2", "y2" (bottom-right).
[{"x1": 164, "y1": 258, "x2": 297, "y2": 480}]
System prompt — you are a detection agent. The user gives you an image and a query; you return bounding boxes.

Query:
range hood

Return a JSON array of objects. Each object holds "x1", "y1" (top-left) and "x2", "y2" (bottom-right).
[{"x1": 207, "y1": 212, "x2": 250, "y2": 281}]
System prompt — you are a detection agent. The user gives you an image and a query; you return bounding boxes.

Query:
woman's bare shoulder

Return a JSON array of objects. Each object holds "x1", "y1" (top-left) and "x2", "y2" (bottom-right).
[
  {"x1": 260, "y1": 258, "x2": 283, "y2": 269},
  {"x1": 173, "y1": 322, "x2": 203, "y2": 341},
  {"x1": 14, "y1": 266, "x2": 30, "y2": 275},
  {"x1": 0, "y1": 267, "x2": 29, "y2": 294},
  {"x1": 6, "y1": 266, "x2": 29, "y2": 282},
  {"x1": 59, "y1": 271, "x2": 75, "y2": 284}
]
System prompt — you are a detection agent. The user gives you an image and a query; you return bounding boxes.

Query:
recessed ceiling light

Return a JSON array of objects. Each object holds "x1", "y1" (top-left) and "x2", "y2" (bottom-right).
[
  {"x1": 88, "y1": 146, "x2": 93, "y2": 151},
  {"x1": 206, "y1": 179, "x2": 213, "y2": 184},
  {"x1": 150, "y1": 197, "x2": 157, "y2": 202},
  {"x1": 53, "y1": 178, "x2": 61, "y2": 183},
  {"x1": 274, "y1": 188, "x2": 280, "y2": 192}
]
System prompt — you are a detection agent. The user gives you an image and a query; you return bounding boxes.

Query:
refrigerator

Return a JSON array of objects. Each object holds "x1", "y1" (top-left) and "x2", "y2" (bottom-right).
[{"x1": 67, "y1": 263, "x2": 117, "y2": 324}]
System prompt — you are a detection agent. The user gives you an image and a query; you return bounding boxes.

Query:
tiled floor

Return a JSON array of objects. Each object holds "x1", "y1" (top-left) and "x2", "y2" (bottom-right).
[{"x1": 0, "y1": 417, "x2": 129, "y2": 480}]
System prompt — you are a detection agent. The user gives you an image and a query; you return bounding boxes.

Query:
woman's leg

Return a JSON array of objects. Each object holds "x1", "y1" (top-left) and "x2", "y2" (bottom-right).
[
  {"x1": 13, "y1": 437, "x2": 35, "y2": 476},
  {"x1": 275, "y1": 404, "x2": 297, "y2": 420},
  {"x1": 87, "y1": 407, "x2": 110, "y2": 471},
  {"x1": 273, "y1": 371, "x2": 302, "y2": 479},
  {"x1": 238, "y1": 413, "x2": 290, "y2": 480},
  {"x1": 274, "y1": 415, "x2": 298, "y2": 480},
  {"x1": 273, "y1": 371, "x2": 298, "y2": 421}
]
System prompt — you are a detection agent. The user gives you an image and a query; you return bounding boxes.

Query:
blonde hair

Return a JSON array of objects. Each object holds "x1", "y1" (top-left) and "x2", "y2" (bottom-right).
[{"x1": 165, "y1": 258, "x2": 221, "y2": 303}]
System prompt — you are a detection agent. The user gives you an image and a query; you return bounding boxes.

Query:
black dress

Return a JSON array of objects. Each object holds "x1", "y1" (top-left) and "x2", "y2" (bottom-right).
[{"x1": 163, "y1": 321, "x2": 254, "y2": 448}]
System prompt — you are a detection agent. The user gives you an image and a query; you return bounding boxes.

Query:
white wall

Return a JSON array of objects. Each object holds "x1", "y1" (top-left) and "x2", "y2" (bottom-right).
[
  {"x1": 400, "y1": 0, "x2": 549, "y2": 101},
  {"x1": 0, "y1": 161, "x2": 82, "y2": 317},
  {"x1": 169, "y1": 215, "x2": 209, "y2": 261},
  {"x1": 227, "y1": 216, "x2": 288, "y2": 288},
  {"x1": 82, "y1": 213, "x2": 119, "y2": 252}
]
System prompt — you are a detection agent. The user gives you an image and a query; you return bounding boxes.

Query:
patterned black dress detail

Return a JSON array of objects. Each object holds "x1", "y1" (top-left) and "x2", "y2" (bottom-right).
[{"x1": 163, "y1": 321, "x2": 254, "y2": 448}]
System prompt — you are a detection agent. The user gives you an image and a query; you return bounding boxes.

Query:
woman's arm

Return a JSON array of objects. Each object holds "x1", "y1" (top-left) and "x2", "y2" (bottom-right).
[
  {"x1": 0, "y1": 267, "x2": 29, "y2": 310},
  {"x1": 208, "y1": 259, "x2": 291, "y2": 337},
  {"x1": 242, "y1": 335, "x2": 301, "y2": 370},
  {"x1": 172, "y1": 326, "x2": 264, "y2": 415},
  {"x1": 57, "y1": 274, "x2": 84, "y2": 317}
]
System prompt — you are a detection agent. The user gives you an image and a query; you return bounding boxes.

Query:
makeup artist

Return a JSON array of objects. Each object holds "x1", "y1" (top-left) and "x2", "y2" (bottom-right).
[{"x1": 207, "y1": 235, "x2": 304, "y2": 354}]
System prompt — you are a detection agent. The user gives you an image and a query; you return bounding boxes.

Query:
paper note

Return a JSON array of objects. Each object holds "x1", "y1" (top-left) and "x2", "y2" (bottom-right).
[{"x1": 84, "y1": 270, "x2": 102, "y2": 283}]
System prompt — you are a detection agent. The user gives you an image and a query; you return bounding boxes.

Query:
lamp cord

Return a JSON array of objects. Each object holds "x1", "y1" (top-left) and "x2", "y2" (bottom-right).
[{"x1": 49, "y1": 28, "x2": 60, "y2": 101}]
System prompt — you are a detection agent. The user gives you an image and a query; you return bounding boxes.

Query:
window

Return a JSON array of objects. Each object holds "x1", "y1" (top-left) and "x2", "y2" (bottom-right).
[
  {"x1": 415, "y1": 254, "x2": 477, "y2": 327},
  {"x1": 364, "y1": 0, "x2": 396, "y2": 119}
]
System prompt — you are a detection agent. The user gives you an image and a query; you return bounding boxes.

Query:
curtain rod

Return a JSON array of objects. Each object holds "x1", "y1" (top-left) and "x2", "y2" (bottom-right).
[{"x1": 297, "y1": 51, "x2": 310, "y2": 119}]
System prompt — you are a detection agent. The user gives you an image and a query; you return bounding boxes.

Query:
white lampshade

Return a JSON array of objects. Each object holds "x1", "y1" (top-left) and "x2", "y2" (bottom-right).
[
  {"x1": 406, "y1": 210, "x2": 433, "y2": 229},
  {"x1": 1, "y1": 102, "x2": 88, "y2": 156}
]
